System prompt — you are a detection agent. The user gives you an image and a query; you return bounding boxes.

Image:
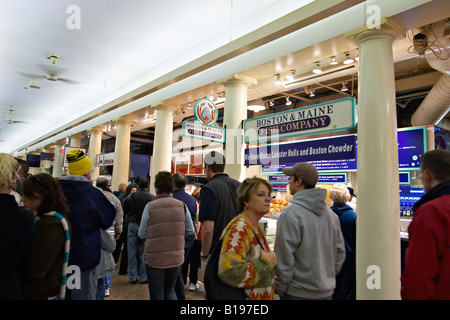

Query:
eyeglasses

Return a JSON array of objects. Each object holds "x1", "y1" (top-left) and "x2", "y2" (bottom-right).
[{"x1": 27, "y1": 175, "x2": 46, "y2": 189}]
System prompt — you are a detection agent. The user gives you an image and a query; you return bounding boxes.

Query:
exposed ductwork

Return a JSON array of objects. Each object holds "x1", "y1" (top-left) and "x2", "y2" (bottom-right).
[
  {"x1": 410, "y1": 58, "x2": 450, "y2": 130},
  {"x1": 410, "y1": 22, "x2": 450, "y2": 131}
]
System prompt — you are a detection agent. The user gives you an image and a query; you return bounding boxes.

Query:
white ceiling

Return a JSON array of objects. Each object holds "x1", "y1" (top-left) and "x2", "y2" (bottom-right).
[
  {"x1": 1, "y1": 0, "x2": 449, "y2": 155},
  {"x1": 0, "y1": 0, "x2": 315, "y2": 153}
]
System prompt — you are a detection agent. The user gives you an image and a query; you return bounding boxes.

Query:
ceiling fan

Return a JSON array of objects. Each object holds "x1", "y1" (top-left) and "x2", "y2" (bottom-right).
[
  {"x1": 17, "y1": 54, "x2": 80, "y2": 84},
  {"x1": 2, "y1": 107, "x2": 28, "y2": 125}
]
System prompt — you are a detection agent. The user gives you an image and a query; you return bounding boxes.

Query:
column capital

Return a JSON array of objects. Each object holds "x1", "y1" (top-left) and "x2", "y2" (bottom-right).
[
  {"x1": 345, "y1": 17, "x2": 405, "y2": 45},
  {"x1": 113, "y1": 115, "x2": 135, "y2": 125},
  {"x1": 153, "y1": 101, "x2": 177, "y2": 112},
  {"x1": 217, "y1": 73, "x2": 257, "y2": 88},
  {"x1": 89, "y1": 124, "x2": 107, "y2": 134}
]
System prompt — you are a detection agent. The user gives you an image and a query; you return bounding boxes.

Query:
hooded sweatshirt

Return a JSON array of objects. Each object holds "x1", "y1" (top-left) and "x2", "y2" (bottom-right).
[
  {"x1": 274, "y1": 188, "x2": 346, "y2": 299},
  {"x1": 59, "y1": 176, "x2": 115, "y2": 271}
]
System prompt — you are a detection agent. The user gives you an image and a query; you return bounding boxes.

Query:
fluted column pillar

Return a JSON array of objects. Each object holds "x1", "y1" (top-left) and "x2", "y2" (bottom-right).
[
  {"x1": 149, "y1": 103, "x2": 176, "y2": 194},
  {"x1": 69, "y1": 133, "x2": 84, "y2": 148},
  {"x1": 52, "y1": 139, "x2": 66, "y2": 178},
  {"x1": 218, "y1": 74, "x2": 257, "y2": 181},
  {"x1": 87, "y1": 125, "x2": 105, "y2": 181},
  {"x1": 347, "y1": 18, "x2": 405, "y2": 300},
  {"x1": 111, "y1": 117, "x2": 133, "y2": 191}
]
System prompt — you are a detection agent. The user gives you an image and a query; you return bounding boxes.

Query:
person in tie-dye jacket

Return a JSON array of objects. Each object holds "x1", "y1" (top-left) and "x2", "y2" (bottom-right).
[{"x1": 217, "y1": 177, "x2": 277, "y2": 300}]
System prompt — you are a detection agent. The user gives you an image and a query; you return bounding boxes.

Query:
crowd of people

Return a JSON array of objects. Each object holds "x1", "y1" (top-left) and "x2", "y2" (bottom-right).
[{"x1": 0, "y1": 148, "x2": 449, "y2": 300}]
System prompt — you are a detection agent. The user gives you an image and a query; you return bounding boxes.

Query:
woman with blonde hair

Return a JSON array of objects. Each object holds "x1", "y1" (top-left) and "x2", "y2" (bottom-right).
[
  {"x1": 0, "y1": 153, "x2": 35, "y2": 299},
  {"x1": 216, "y1": 176, "x2": 277, "y2": 300},
  {"x1": 329, "y1": 183, "x2": 356, "y2": 300}
]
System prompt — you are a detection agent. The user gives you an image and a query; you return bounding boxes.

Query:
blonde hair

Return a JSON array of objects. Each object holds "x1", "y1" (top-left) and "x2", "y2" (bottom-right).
[
  {"x1": 237, "y1": 176, "x2": 273, "y2": 213},
  {"x1": 329, "y1": 183, "x2": 350, "y2": 204},
  {"x1": 0, "y1": 153, "x2": 20, "y2": 191}
]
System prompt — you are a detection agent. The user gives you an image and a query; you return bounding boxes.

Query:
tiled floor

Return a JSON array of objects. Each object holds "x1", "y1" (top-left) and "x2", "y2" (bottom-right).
[{"x1": 104, "y1": 269, "x2": 206, "y2": 301}]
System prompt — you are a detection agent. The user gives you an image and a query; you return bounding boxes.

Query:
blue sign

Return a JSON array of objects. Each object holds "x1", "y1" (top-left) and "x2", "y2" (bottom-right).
[
  {"x1": 272, "y1": 184, "x2": 287, "y2": 192},
  {"x1": 399, "y1": 172, "x2": 410, "y2": 185},
  {"x1": 268, "y1": 175, "x2": 290, "y2": 184},
  {"x1": 245, "y1": 135, "x2": 356, "y2": 166},
  {"x1": 397, "y1": 127, "x2": 427, "y2": 170},
  {"x1": 257, "y1": 126, "x2": 426, "y2": 173},
  {"x1": 318, "y1": 174, "x2": 347, "y2": 184}
]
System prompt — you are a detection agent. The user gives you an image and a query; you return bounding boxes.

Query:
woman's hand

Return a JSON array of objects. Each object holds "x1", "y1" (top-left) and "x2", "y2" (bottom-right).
[{"x1": 261, "y1": 250, "x2": 277, "y2": 268}]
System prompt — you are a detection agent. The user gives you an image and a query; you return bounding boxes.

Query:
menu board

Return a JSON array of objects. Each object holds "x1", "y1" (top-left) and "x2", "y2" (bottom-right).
[{"x1": 259, "y1": 127, "x2": 426, "y2": 173}]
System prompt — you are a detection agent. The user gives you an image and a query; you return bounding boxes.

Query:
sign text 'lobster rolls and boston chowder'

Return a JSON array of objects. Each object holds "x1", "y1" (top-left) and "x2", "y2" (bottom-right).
[{"x1": 182, "y1": 98, "x2": 225, "y2": 143}]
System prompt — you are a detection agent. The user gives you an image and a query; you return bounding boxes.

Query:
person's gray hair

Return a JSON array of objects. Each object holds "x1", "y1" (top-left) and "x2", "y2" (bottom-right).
[{"x1": 329, "y1": 183, "x2": 350, "y2": 204}]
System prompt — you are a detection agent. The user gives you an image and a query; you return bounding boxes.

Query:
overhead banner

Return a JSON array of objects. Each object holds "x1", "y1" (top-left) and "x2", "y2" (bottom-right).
[
  {"x1": 244, "y1": 97, "x2": 356, "y2": 143},
  {"x1": 245, "y1": 134, "x2": 356, "y2": 166}
]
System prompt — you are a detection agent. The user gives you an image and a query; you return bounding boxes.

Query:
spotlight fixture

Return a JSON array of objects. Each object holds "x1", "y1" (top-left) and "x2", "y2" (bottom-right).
[
  {"x1": 269, "y1": 100, "x2": 274, "y2": 107},
  {"x1": 285, "y1": 97, "x2": 292, "y2": 105},
  {"x1": 309, "y1": 90, "x2": 315, "y2": 97},
  {"x1": 275, "y1": 74, "x2": 282, "y2": 85},
  {"x1": 343, "y1": 52, "x2": 354, "y2": 64},
  {"x1": 341, "y1": 82, "x2": 349, "y2": 92},
  {"x1": 330, "y1": 56, "x2": 338, "y2": 65},
  {"x1": 286, "y1": 70, "x2": 296, "y2": 81},
  {"x1": 187, "y1": 102, "x2": 192, "y2": 109},
  {"x1": 312, "y1": 62, "x2": 323, "y2": 74}
]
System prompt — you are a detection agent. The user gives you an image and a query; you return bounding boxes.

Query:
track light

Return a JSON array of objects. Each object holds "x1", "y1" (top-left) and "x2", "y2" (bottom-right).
[
  {"x1": 343, "y1": 52, "x2": 354, "y2": 64},
  {"x1": 312, "y1": 62, "x2": 323, "y2": 74},
  {"x1": 285, "y1": 97, "x2": 292, "y2": 105},
  {"x1": 341, "y1": 82, "x2": 349, "y2": 92},
  {"x1": 309, "y1": 90, "x2": 315, "y2": 97},
  {"x1": 275, "y1": 74, "x2": 282, "y2": 85},
  {"x1": 286, "y1": 70, "x2": 296, "y2": 82},
  {"x1": 330, "y1": 56, "x2": 338, "y2": 65}
]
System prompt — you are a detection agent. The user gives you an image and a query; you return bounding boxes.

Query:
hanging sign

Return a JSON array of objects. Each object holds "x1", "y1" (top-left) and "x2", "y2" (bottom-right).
[
  {"x1": 182, "y1": 98, "x2": 225, "y2": 143},
  {"x1": 244, "y1": 97, "x2": 356, "y2": 143},
  {"x1": 96, "y1": 152, "x2": 115, "y2": 167},
  {"x1": 245, "y1": 134, "x2": 356, "y2": 166}
]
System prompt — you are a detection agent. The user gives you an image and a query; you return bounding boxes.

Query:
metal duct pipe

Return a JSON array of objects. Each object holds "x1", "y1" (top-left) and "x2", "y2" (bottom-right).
[
  {"x1": 411, "y1": 73, "x2": 450, "y2": 129},
  {"x1": 411, "y1": 53, "x2": 450, "y2": 130}
]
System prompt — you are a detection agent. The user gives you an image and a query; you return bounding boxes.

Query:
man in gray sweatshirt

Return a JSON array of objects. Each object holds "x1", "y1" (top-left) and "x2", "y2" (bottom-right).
[{"x1": 274, "y1": 162, "x2": 346, "y2": 300}]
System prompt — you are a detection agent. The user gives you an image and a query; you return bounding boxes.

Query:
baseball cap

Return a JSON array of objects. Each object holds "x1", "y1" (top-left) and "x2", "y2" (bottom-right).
[{"x1": 282, "y1": 162, "x2": 319, "y2": 186}]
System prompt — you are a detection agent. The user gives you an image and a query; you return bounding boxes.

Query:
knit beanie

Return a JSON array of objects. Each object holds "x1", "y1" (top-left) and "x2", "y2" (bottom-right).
[{"x1": 66, "y1": 149, "x2": 92, "y2": 176}]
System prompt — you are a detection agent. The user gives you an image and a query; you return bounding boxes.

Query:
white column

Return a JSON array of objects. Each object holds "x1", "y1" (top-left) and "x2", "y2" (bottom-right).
[
  {"x1": 52, "y1": 140, "x2": 66, "y2": 178},
  {"x1": 349, "y1": 19, "x2": 405, "y2": 300},
  {"x1": 149, "y1": 103, "x2": 175, "y2": 194},
  {"x1": 69, "y1": 133, "x2": 84, "y2": 148},
  {"x1": 218, "y1": 74, "x2": 257, "y2": 181},
  {"x1": 111, "y1": 117, "x2": 133, "y2": 191},
  {"x1": 87, "y1": 125, "x2": 105, "y2": 181}
]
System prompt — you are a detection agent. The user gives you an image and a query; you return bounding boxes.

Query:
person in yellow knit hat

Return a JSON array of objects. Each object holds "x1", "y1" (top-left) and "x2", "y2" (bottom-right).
[
  {"x1": 58, "y1": 149, "x2": 116, "y2": 300},
  {"x1": 66, "y1": 149, "x2": 92, "y2": 176}
]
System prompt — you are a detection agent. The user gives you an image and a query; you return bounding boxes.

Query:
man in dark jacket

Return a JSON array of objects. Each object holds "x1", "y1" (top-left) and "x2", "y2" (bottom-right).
[
  {"x1": 198, "y1": 151, "x2": 241, "y2": 285},
  {"x1": 124, "y1": 179, "x2": 155, "y2": 284},
  {"x1": 59, "y1": 149, "x2": 115, "y2": 300},
  {"x1": 401, "y1": 149, "x2": 450, "y2": 299},
  {"x1": 172, "y1": 172, "x2": 197, "y2": 299}
]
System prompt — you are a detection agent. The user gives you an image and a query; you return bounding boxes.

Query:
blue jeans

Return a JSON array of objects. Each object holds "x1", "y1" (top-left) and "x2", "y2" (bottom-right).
[
  {"x1": 280, "y1": 293, "x2": 332, "y2": 300},
  {"x1": 146, "y1": 264, "x2": 180, "y2": 300},
  {"x1": 67, "y1": 268, "x2": 98, "y2": 300},
  {"x1": 127, "y1": 222, "x2": 147, "y2": 283}
]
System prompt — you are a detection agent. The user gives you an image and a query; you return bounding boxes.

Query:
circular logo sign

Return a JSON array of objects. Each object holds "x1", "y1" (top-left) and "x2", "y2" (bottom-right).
[{"x1": 194, "y1": 98, "x2": 218, "y2": 125}]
